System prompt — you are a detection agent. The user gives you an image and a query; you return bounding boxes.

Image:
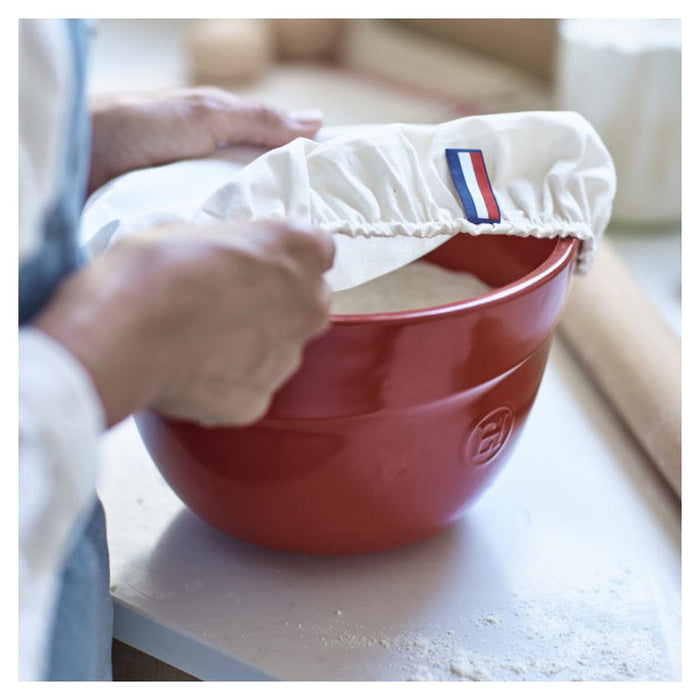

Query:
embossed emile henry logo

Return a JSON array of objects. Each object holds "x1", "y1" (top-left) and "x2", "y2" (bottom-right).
[{"x1": 466, "y1": 407, "x2": 514, "y2": 466}]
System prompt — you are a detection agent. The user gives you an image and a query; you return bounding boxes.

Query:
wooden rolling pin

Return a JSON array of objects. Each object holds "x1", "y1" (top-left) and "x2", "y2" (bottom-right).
[{"x1": 558, "y1": 238, "x2": 681, "y2": 498}]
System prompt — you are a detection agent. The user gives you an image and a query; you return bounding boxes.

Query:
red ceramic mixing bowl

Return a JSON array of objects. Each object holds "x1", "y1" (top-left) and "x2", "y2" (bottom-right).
[{"x1": 136, "y1": 233, "x2": 578, "y2": 554}]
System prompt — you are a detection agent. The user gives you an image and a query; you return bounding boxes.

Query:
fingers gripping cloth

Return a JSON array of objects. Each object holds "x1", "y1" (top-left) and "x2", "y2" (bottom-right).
[{"x1": 195, "y1": 111, "x2": 616, "y2": 290}]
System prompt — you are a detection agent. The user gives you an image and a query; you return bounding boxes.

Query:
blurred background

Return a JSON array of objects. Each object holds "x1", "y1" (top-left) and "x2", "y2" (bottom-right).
[{"x1": 86, "y1": 18, "x2": 681, "y2": 333}]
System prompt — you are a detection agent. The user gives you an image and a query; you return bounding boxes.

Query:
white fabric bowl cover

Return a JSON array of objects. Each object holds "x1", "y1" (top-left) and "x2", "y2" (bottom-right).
[{"x1": 82, "y1": 111, "x2": 616, "y2": 291}]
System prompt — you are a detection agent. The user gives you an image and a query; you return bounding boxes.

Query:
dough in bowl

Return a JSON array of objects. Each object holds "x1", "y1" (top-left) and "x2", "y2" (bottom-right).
[{"x1": 330, "y1": 259, "x2": 491, "y2": 315}]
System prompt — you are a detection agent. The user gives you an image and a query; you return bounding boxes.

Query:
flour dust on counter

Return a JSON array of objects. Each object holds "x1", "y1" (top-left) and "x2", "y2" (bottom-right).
[
  {"x1": 330, "y1": 260, "x2": 492, "y2": 315},
  {"x1": 292, "y1": 565, "x2": 674, "y2": 681}
]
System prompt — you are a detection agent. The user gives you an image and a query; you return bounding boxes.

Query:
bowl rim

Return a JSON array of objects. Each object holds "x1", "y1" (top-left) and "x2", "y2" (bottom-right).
[{"x1": 329, "y1": 235, "x2": 579, "y2": 325}]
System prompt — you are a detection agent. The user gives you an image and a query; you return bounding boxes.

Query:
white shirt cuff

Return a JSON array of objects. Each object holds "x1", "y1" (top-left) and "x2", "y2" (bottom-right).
[{"x1": 19, "y1": 326, "x2": 106, "y2": 680}]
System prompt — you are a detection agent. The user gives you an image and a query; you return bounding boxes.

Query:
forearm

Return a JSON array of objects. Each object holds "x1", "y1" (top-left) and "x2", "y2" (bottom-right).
[{"x1": 31, "y1": 239, "x2": 168, "y2": 428}]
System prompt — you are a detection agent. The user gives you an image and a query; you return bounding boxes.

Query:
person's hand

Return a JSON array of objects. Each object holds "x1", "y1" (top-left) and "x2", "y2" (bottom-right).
[
  {"x1": 88, "y1": 86, "x2": 323, "y2": 194},
  {"x1": 33, "y1": 221, "x2": 334, "y2": 427}
]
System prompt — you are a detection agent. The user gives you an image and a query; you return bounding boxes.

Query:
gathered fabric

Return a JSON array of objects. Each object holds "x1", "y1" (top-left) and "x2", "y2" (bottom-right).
[{"x1": 195, "y1": 111, "x2": 616, "y2": 290}]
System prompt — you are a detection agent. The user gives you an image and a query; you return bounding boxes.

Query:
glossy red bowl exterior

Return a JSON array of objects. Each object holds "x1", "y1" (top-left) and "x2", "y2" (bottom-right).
[{"x1": 136, "y1": 234, "x2": 578, "y2": 554}]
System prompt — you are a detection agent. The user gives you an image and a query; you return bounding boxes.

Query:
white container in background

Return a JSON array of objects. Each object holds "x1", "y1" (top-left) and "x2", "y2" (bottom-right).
[{"x1": 555, "y1": 19, "x2": 681, "y2": 224}]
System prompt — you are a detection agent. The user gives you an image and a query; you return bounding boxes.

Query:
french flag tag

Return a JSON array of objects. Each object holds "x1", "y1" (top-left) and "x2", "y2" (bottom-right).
[{"x1": 446, "y1": 149, "x2": 501, "y2": 225}]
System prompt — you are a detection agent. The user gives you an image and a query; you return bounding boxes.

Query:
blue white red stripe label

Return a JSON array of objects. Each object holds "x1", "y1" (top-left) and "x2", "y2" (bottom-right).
[{"x1": 445, "y1": 148, "x2": 501, "y2": 224}]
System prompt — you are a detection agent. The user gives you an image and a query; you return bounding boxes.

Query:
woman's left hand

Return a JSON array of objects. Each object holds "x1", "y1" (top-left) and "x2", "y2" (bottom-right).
[{"x1": 88, "y1": 86, "x2": 323, "y2": 194}]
